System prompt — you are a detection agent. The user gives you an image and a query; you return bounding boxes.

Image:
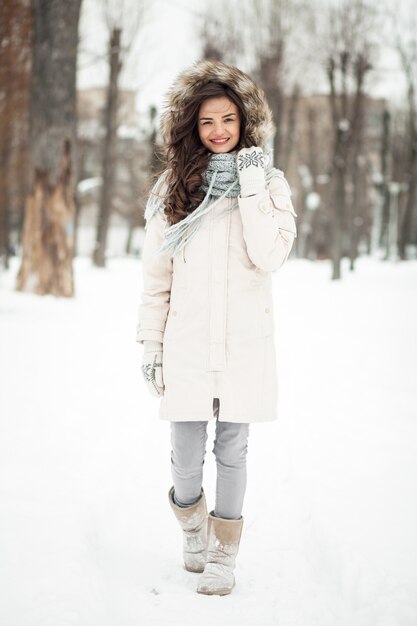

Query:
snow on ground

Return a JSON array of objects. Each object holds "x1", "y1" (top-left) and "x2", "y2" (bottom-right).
[{"x1": 0, "y1": 255, "x2": 416, "y2": 626}]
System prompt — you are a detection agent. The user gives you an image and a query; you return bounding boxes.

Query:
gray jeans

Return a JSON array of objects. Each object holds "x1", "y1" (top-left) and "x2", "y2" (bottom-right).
[{"x1": 170, "y1": 398, "x2": 250, "y2": 520}]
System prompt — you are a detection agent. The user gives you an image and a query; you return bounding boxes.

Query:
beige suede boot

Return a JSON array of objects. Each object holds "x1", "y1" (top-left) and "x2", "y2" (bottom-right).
[
  {"x1": 168, "y1": 486, "x2": 208, "y2": 573},
  {"x1": 197, "y1": 510, "x2": 244, "y2": 595}
]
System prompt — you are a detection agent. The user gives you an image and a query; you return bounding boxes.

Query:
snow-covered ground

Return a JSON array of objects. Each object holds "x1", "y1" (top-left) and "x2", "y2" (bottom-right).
[{"x1": 1, "y1": 255, "x2": 416, "y2": 626}]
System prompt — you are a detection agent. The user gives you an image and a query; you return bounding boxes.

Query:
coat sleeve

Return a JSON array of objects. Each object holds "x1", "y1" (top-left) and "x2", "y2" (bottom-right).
[
  {"x1": 136, "y1": 208, "x2": 173, "y2": 344},
  {"x1": 237, "y1": 173, "x2": 298, "y2": 272}
]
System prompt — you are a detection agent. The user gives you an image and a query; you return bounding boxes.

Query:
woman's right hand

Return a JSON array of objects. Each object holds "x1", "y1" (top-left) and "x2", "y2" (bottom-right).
[{"x1": 141, "y1": 340, "x2": 164, "y2": 397}]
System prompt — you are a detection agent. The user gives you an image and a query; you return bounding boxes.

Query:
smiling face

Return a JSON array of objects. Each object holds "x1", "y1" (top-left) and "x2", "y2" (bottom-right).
[{"x1": 197, "y1": 96, "x2": 241, "y2": 153}]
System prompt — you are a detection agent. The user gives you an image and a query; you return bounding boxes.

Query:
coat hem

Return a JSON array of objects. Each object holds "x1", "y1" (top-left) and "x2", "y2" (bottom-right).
[{"x1": 159, "y1": 412, "x2": 277, "y2": 423}]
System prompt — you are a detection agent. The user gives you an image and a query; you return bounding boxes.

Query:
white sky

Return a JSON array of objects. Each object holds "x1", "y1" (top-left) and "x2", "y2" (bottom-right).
[{"x1": 77, "y1": 0, "x2": 415, "y2": 122}]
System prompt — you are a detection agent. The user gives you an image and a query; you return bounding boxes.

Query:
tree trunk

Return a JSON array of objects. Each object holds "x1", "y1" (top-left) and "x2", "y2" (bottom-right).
[
  {"x1": 258, "y1": 50, "x2": 284, "y2": 166},
  {"x1": 399, "y1": 84, "x2": 417, "y2": 259},
  {"x1": 282, "y1": 83, "x2": 300, "y2": 173},
  {"x1": 331, "y1": 161, "x2": 346, "y2": 280},
  {"x1": 377, "y1": 107, "x2": 391, "y2": 251},
  {"x1": 93, "y1": 27, "x2": 122, "y2": 268},
  {"x1": 0, "y1": 0, "x2": 31, "y2": 269},
  {"x1": 17, "y1": 140, "x2": 76, "y2": 295},
  {"x1": 16, "y1": 0, "x2": 81, "y2": 297},
  {"x1": 125, "y1": 218, "x2": 134, "y2": 255},
  {"x1": 328, "y1": 58, "x2": 349, "y2": 281},
  {"x1": 349, "y1": 55, "x2": 368, "y2": 271}
]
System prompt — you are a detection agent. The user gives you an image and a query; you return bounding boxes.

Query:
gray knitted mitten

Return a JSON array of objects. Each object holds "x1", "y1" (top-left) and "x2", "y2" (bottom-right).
[{"x1": 141, "y1": 340, "x2": 164, "y2": 397}]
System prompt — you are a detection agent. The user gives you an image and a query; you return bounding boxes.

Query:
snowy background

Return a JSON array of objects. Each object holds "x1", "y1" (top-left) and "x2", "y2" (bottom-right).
[{"x1": 1, "y1": 255, "x2": 416, "y2": 625}]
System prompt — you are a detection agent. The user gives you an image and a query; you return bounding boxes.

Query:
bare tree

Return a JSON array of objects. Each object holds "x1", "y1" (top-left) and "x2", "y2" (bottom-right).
[
  {"x1": 0, "y1": 0, "x2": 31, "y2": 269},
  {"x1": 249, "y1": 0, "x2": 290, "y2": 166},
  {"x1": 246, "y1": 0, "x2": 311, "y2": 170},
  {"x1": 120, "y1": 141, "x2": 150, "y2": 255},
  {"x1": 123, "y1": 104, "x2": 165, "y2": 255},
  {"x1": 148, "y1": 104, "x2": 162, "y2": 177},
  {"x1": 198, "y1": 0, "x2": 244, "y2": 64},
  {"x1": 16, "y1": 0, "x2": 82, "y2": 296},
  {"x1": 284, "y1": 82, "x2": 301, "y2": 173},
  {"x1": 348, "y1": 49, "x2": 372, "y2": 270},
  {"x1": 92, "y1": 0, "x2": 148, "y2": 268},
  {"x1": 377, "y1": 106, "x2": 391, "y2": 253},
  {"x1": 323, "y1": 0, "x2": 375, "y2": 279},
  {"x1": 394, "y1": 12, "x2": 417, "y2": 260}
]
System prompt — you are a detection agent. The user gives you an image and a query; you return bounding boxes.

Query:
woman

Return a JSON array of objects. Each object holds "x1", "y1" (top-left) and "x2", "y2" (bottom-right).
[{"x1": 136, "y1": 60, "x2": 297, "y2": 595}]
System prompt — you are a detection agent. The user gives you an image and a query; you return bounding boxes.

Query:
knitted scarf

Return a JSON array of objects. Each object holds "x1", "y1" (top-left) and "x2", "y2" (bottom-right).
[{"x1": 144, "y1": 148, "x2": 283, "y2": 258}]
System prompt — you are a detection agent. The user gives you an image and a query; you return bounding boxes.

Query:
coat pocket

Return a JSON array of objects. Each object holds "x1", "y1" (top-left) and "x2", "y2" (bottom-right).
[
  {"x1": 270, "y1": 192, "x2": 298, "y2": 237},
  {"x1": 164, "y1": 281, "x2": 186, "y2": 343}
]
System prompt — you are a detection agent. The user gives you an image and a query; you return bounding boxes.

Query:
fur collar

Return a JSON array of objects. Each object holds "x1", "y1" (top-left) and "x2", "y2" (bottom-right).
[{"x1": 160, "y1": 60, "x2": 275, "y2": 149}]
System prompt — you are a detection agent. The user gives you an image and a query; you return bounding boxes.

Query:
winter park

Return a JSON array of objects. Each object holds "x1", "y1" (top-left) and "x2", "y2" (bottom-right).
[{"x1": 1, "y1": 0, "x2": 417, "y2": 625}]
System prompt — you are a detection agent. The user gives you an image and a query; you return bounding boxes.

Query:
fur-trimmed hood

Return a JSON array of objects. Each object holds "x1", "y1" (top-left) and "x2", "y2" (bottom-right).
[{"x1": 160, "y1": 60, "x2": 275, "y2": 150}]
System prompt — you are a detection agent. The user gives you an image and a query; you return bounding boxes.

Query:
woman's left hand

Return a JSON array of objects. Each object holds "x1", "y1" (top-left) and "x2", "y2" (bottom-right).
[
  {"x1": 237, "y1": 146, "x2": 267, "y2": 198},
  {"x1": 141, "y1": 340, "x2": 164, "y2": 397}
]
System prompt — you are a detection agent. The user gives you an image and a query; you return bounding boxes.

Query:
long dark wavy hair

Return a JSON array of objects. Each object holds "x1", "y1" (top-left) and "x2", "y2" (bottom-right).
[{"x1": 151, "y1": 82, "x2": 257, "y2": 226}]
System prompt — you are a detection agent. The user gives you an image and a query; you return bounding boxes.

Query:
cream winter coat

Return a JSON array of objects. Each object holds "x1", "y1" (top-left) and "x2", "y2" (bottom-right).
[{"x1": 136, "y1": 61, "x2": 297, "y2": 423}]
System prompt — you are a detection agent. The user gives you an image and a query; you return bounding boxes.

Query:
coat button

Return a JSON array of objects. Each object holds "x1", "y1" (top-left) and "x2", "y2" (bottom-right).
[
  {"x1": 265, "y1": 307, "x2": 270, "y2": 314},
  {"x1": 172, "y1": 310, "x2": 177, "y2": 316}
]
